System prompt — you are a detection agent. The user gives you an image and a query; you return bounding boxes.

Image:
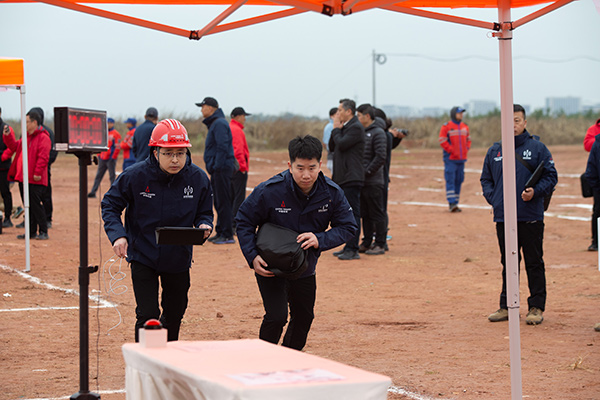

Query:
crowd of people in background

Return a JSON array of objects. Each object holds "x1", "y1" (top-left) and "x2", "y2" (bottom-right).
[{"x1": 2, "y1": 100, "x2": 599, "y2": 338}]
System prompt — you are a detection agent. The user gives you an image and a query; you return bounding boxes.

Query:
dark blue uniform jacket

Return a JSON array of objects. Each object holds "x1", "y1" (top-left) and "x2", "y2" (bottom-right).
[
  {"x1": 235, "y1": 170, "x2": 357, "y2": 279},
  {"x1": 101, "y1": 152, "x2": 213, "y2": 273},
  {"x1": 585, "y1": 134, "x2": 600, "y2": 190},
  {"x1": 203, "y1": 108, "x2": 236, "y2": 175},
  {"x1": 480, "y1": 131, "x2": 557, "y2": 222}
]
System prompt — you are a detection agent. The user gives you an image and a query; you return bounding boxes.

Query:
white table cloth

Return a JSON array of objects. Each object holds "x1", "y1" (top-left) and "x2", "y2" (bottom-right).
[{"x1": 123, "y1": 339, "x2": 391, "y2": 400}]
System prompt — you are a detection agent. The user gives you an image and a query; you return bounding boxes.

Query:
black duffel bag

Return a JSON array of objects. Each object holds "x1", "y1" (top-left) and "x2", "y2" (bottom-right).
[{"x1": 256, "y1": 222, "x2": 308, "y2": 280}]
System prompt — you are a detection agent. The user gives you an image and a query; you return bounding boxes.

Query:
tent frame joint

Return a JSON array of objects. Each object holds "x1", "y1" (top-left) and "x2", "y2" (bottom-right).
[
  {"x1": 189, "y1": 30, "x2": 201, "y2": 40},
  {"x1": 321, "y1": 4, "x2": 334, "y2": 16}
]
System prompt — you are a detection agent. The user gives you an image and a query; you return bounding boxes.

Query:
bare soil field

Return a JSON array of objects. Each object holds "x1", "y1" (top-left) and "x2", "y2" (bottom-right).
[{"x1": 1, "y1": 144, "x2": 599, "y2": 400}]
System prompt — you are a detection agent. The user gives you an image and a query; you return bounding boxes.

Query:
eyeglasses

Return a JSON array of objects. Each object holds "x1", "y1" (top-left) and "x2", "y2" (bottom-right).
[{"x1": 159, "y1": 151, "x2": 186, "y2": 159}]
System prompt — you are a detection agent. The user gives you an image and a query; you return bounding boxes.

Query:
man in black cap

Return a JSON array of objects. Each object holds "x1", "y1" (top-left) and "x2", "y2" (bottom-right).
[
  {"x1": 230, "y1": 106, "x2": 251, "y2": 232},
  {"x1": 197, "y1": 97, "x2": 236, "y2": 244},
  {"x1": 132, "y1": 107, "x2": 158, "y2": 164}
]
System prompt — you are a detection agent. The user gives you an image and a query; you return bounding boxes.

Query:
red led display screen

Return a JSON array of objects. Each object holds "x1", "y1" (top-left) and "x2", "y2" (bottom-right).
[{"x1": 54, "y1": 107, "x2": 108, "y2": 152}]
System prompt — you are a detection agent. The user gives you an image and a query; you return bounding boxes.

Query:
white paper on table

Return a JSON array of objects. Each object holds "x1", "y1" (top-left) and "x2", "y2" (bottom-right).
[{"x1": 228, "y1": 368, "x2": 345, "y2": 386}]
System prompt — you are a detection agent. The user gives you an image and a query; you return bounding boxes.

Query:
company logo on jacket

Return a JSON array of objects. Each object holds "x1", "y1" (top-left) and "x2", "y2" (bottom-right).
[
  {"x1": 183, "y1": 185, "x2": 194, "y2": 199},
  {"x1": 140, "y1": 185, "x2": 156, "y2": 198},
  {"x1": 522, "y1": 149, "x2": 532, "y2": 160},
  {"x1": 318, "y1": 203, "x2": 329, "y2": 213},
  {"x1": 494, "y1": 151, "x2": 502, "y2": 162},
  {"x1": 275, "y1": 200, "x2": 291, "y2": 214}
]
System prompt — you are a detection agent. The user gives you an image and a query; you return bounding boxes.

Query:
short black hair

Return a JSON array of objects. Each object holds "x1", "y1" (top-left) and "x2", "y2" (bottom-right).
[
  {"x1": 329, "y1": 107, "x2": 338, "y2": 117},
  {"x1": 30, "y1": 107, "x2": 45, "y2": 124},
  {"x1": 288, "y1": 135, "x2": 322, "y2": 163},
  {"x1": 357, "y1": 103, "x2": 374, "y2": 120},
  {"x1": 514, "y1": 104, "x2": 526, "y2": 119},
  {"x1": 339, "y1": 98, "x2": 356, "y2": 115},
  {"x1": 26, "y1": 110, "x2": 42, "y2": 126}
]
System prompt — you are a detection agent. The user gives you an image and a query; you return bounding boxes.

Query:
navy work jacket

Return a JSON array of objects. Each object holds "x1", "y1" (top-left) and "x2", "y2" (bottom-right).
[
  {"x1": 235, "y1": 170, "x2": 357, "y2": 278},
  {"x1": 101, "y1": 151, "x2": 213, "y2": 273},
  {"x1": 480, "y1": 131, "x2": 557, "y2": 222}
]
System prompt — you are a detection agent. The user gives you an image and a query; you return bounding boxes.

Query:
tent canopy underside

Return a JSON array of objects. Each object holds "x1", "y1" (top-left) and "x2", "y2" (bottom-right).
[{"x1": 1, "y1": 0, "x2": 570, "y2": 40}]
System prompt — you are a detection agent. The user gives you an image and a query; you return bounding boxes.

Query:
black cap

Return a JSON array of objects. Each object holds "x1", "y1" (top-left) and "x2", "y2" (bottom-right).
[
  {"x1": 231, "y1": 107, "x2": 251, "y2": 117},
  {"x1": 145, "y1": 107, "x2": 158, "y2": 118},
  {"x1": 196, "y1": 97, "x2": 219, "y2": 108}
]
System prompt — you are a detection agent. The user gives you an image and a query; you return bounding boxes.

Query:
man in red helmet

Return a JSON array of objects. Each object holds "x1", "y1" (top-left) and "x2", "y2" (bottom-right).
[{"x1": 101, "y1": 119, "x2": 214, "y2": 342}]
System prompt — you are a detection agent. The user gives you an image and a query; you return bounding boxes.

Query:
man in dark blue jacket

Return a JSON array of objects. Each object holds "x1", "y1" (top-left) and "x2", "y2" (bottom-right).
[
  {"x1": 585, "y1": 130, "x2": 600, "y2": 332},
  {"x1": 235, "y1": 135, "x2": 357, "y2": 351},
  {"x1": 102, "y1": 119, "x2": 213, "y2": 342},
  {"x1": 329, "y1": 98, "x2": 365, "y2": 260},
  {"x1": 197, "y1": 97, "x2": 236, "y2": 244},
  {"x1": 132, "y1": 107, "x2": 158, "y2": 163},
  {"x1": 481, "y1": 104, "x2": 557, "y2": 326}
]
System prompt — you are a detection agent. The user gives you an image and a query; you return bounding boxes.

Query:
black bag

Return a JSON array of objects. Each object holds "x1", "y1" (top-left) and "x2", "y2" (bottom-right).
[
  {"x1": 581, "y1": 173, "x2": 594, "y2": 198},
  {"x1": 516, "y1": 154, "x2": 554, "y2": 211},
  {"x1": 255, "y1": 223, "x2": 308, "y2": 280}
]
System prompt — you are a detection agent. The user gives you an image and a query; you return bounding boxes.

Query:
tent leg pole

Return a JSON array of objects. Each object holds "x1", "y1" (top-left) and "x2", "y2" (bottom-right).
[{"x1": 497, "y1": 3, "x2": 523, "y2": 400}]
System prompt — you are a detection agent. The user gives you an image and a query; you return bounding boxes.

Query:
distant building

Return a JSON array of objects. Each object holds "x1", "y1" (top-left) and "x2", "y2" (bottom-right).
[
  {"x1": 582, "y1": 103, "x2": 600, "y2": 114},
  {"x1": 380, "y1": 105, "x2": 419, "y2": 118},
  {"x1": 421, "y1": 107, "x2": 446, "y2": 117},
  {"x1": 545, "y1": 96, "x2": 581, "y2": 115},
  {"x1": 465, "y1": 100, "x2": 497, "y2": 116}
]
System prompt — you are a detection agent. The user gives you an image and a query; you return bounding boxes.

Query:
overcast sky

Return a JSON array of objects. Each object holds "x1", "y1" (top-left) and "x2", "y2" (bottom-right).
[{"x1": 1, "y1": 0, "x2": 599, "y2": 121}]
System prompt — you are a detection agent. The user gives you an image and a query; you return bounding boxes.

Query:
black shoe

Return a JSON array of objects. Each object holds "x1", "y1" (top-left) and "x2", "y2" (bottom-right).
[
  {"x1": 16, "y1": 221, "x2": 25, "y2": 228},
  {"x1": 46, "y1": 221, "x2": 52, "y2": 229},
  {"x1": 87, "y1": 192, "x2": 96, "y2": 198},
  {"x1": 337, "y1": 250, "x2": 360, "y2": 260},
  {"x1": 366, "y1": 245, "x2": 385, "y2": 255},
  {"x1": 588, "y1": 242, "x2": 598, "y2": 252},
  {"x1": 36, "y1": 232, "x2": 49, "y2": 240},
  {"x1": 333, "y1": 250, "x2": 345, "y2": 257},
  {"x1": 207, "y1": 235, "x2": 221, "y2": 242},
  {"x1": 384, "y1": 243, "x2": 389, "y2": 251},
  {"x1": 17, "y1": 233, "x2": 38, "y2": 240},
  {"x1": 358, "y1": 244, "x2": 371, "y2": 253},
  {"x1": 2, "y1": 219, "x2": 13, "y2": 228}
]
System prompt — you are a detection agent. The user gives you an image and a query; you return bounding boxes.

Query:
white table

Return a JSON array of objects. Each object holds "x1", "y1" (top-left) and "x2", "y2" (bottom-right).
[{"x1": 123, "y1": 339, "x2": 391, "y2": 400}]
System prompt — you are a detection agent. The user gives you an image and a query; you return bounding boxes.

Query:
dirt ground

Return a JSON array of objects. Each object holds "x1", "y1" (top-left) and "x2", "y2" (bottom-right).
[{"x1": 1, "y1": 144, "x2": 599, "y2": 400}]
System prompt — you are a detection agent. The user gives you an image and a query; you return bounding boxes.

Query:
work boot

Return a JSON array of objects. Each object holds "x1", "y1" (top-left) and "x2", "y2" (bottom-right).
[
  {"x1": 488, "y1": 308, "x2": 509, "y2": 322},
  {"x1": 333, "y1": 249, "x2": 345, "y2": 257},
  {"x1": 358, "y1": 243, "x2": 371, "y2": 253},
  {"x1": 526, "y1": 307, "x2": 544, "y2": 325},
  {"x1": 588, "y1": 242, "x2": 598, "y2": 251},
  {"x1": 337, "y1": 250, "x2": 360, "y2": 260},
  {"x1": 365, "y1": 245, "x2": 385, "y2": 255},
  {"x1": 36, "y1": 232, "x2": 49, "y2": 240},
  {"x1": 2, "y1": 219, "x2": 13, "y2": 228}
]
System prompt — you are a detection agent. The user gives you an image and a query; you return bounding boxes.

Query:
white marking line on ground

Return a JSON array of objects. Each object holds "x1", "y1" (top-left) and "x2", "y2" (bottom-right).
[
  {"x1": 558, "y1": 203, "x2": 593, "y2": 210},
  {"x1": 388, "y1": 386, "x2": 454, "y2": 400},
  {"x1": 418, "y1": 187, "x2": 443, "y2": 192},
  {"x1": 14, "y1": 389, "x2": 126, "y2": 400},
  {"x1": 406, "y1": 165, "x2": 579, "y2": 180},
  {"x1": 401, "y1": 201, "x2": 591, "y2": 221},
  {"x1": 0, "y1": 264, "x2": 117, "y2": 311},
  {"x1": 390, "y1": 174, "x2": 410, "y2": 179}
]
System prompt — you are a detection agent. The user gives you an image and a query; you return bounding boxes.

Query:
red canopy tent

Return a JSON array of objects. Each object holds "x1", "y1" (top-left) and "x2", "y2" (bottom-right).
[{"x1": 2, "y1": 1, "x2": 578, "y2": 398}]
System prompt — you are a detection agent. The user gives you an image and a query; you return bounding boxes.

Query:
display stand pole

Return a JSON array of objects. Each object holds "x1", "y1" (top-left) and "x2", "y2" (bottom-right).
[{"x1": 71, "y1": 152, "x2": 100, "y2": 400}]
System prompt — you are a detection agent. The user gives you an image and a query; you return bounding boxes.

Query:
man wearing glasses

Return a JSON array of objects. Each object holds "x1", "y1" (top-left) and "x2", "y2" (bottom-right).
[{"x1": 102, "y1": 119, "x2": 214, "y2": 342}]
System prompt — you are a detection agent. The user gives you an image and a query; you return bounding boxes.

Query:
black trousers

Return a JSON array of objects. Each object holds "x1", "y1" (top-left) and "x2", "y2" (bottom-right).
[
  {"x1": 360, "y1": 185, "x2": 386, "y2": 247},
  {"x1": 18, "y1": 182, "x2": 47, "y2": 236},
  {"x1": 341, "y1": 185, "x2": 361, "y2": 252},
  {"x1": 41, "y1": 166, "x2": 53, "y2": 222},
  {"x1": 255, "y1": 274, "x2": 316, "y2": 351},
  {"x1": 211, "y1": 168, "x2": 234, "y2": 238},
  {"x1": 591, "y1": 189, "x2": 600, "y2": 243},
  {"x1": 496, "y1": 221, "x2": 546, "y2": 311},
  {"x1": 89, "y1": 158, "x2": 116, "y2": 196},
  {"x1": 0, "y1": 169, "x2": 12, "y2": 221},
  {"x1": 131, "y1": 261, "x2": 191, "y2": 342},
  {"x1": 231, "y1": 170, "x2": 248, "y2": 227}
]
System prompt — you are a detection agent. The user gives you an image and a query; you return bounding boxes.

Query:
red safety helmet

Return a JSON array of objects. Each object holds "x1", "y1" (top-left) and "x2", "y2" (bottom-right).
[{"x1": 148, "y1": 119, "x2": 192, "y2": 148}]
